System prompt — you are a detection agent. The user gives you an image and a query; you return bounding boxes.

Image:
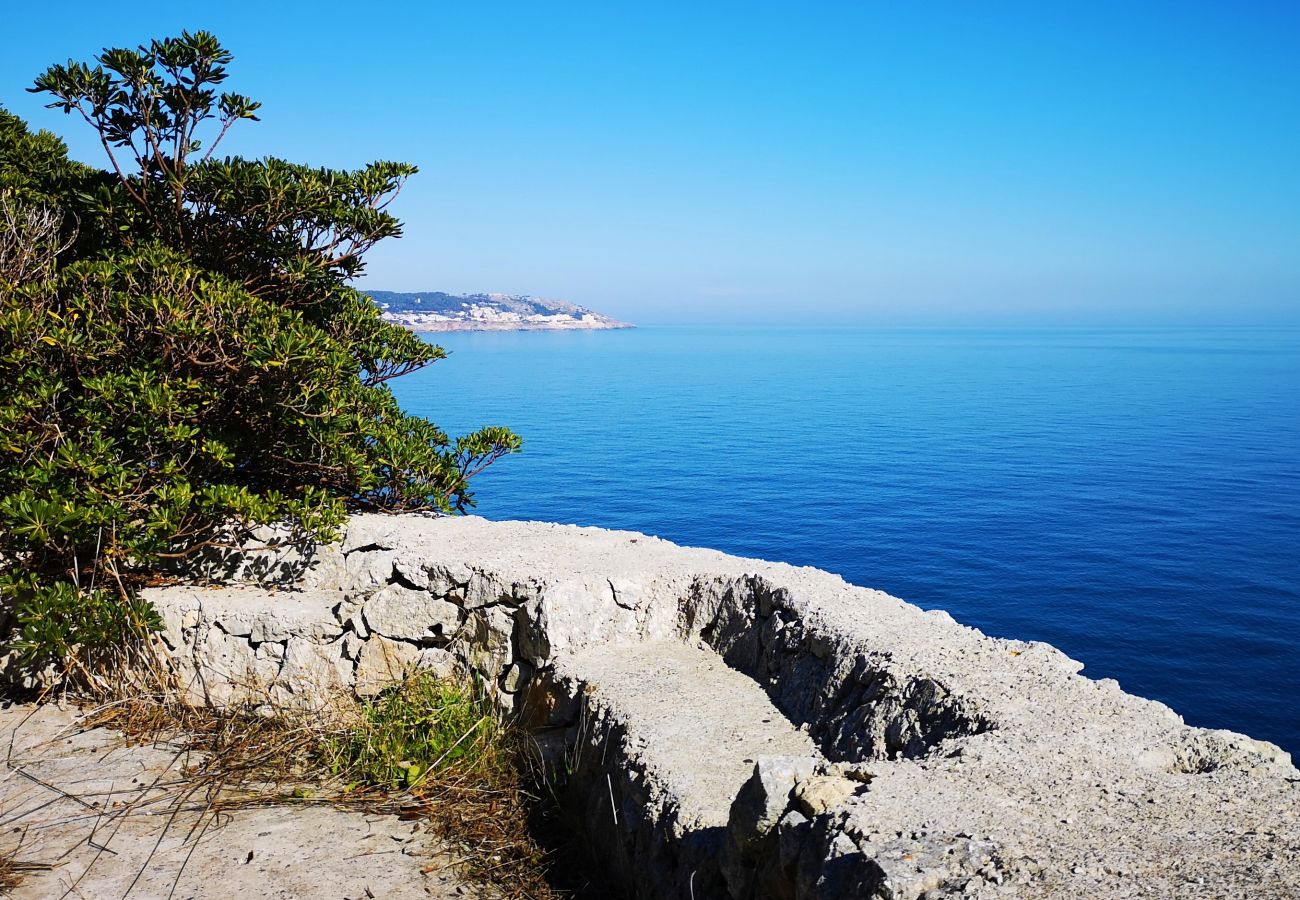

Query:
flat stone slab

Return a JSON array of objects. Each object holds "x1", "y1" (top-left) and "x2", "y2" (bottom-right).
[
  {"x1": 0, "y1": 702, "x2": 481, "y2": 899},
  {"x1": 561, "y1": 639, "x2": 819, "y2": 832}
]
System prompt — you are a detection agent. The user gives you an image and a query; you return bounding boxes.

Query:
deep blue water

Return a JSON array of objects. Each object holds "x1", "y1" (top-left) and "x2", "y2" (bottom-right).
[{"x1": 391, "y1": 327, "x2": 1300, "y2": 754}]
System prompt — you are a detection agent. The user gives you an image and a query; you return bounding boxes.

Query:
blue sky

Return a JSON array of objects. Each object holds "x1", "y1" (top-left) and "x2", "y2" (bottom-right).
[{"x1": 3, "y1": 1, "x2": 1298, "y2": 326}]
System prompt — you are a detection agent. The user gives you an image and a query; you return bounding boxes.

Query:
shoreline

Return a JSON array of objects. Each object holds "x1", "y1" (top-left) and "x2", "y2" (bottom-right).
[{"x1": 381, "y1": 316, "x2": 634, "y2": 334}]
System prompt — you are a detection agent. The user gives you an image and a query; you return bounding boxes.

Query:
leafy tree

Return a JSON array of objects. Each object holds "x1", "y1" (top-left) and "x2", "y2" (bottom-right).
[{"x1": 0, "y1": 32, "x2": 520, "y2": 671}]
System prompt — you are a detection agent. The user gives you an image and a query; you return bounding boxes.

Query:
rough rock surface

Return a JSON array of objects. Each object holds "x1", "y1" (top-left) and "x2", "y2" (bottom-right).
[
  {"x1": 137, "y1": 513, "x2": 1299, "y2": 899},
  {"x1": 550, "y1": 639, "x2": 820, "y2": 898},
  {"x1": 0, "y1": 702, "x2": 481, "y2": 899}
]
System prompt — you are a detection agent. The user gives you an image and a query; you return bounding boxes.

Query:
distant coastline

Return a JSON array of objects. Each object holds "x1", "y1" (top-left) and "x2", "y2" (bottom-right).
[
  {"x1": 384, "y1": 317, "x2": 633, "y2": 334},
  {"x1": 367, "y1": 290, "x2": 633, "y2": 333}
]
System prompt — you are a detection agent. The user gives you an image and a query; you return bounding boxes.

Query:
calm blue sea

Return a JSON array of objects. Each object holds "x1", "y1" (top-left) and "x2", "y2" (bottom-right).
[{"x1": 391, "y1": 327, "x2": 1300, "y2": 754}]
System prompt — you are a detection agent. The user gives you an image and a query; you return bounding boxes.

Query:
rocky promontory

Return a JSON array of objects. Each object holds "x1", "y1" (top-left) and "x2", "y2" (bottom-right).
[
  {"x1": 368, "y1": 290, "x2": 633, "y2": 332},
  {"x1": 112, "y1": 514, "x2": 1300, "y2": 899}
]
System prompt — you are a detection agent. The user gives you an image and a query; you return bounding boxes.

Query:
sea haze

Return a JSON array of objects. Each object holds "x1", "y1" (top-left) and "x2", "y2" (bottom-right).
[{"x1": 390, "y1": 327, "x2": 1300, "y2": 754}]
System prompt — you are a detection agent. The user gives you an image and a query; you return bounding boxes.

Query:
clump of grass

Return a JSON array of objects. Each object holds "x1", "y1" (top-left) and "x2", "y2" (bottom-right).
[
  {"x1": 0, "y1": 850, "x2": 52, "y2": 892},
  {"x1": 320, "y1": 673, "x2": 506, "y2": 792},
  {"x1": 316, "y1": 674, "x2": 562, "y2": 895},
  {"x1": 0, "y1": 852, "x2": 17, "y2": 893}
]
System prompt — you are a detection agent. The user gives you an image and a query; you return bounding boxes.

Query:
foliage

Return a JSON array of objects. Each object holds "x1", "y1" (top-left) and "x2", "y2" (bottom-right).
[
  {"x1": 0, "y1": 577, "x2": 161, "y2": 669},
  {"x1": 318, "y1": 672, "x2": 507, "y2": 792},
  {"x1": 0, "y1": 31, "x2": 520, "y2": 669}
]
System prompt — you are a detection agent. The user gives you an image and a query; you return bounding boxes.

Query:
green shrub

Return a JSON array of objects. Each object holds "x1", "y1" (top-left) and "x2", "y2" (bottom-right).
[
  {"x1": 319, "y1": 673, "x2": 507, "y2": 792},
  {"x1": 0, "y1": 32, "x2": 520, "y2": 669}
]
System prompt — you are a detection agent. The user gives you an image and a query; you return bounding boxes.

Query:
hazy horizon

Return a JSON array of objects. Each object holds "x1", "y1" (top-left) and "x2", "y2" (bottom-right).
[{"x1": 5, "y1": 1, "x2": 1298, "y2": 327}]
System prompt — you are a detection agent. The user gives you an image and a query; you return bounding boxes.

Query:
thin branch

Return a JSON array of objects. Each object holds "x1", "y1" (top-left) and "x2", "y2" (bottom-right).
[{"x1": 73, "y1": 104, "x2": 149, "y2": 211}]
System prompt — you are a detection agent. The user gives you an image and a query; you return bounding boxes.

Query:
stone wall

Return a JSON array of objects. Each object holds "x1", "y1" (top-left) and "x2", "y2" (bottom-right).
[{"x1": 140, "y1": 513, "x2": 1300, "y2": 899}]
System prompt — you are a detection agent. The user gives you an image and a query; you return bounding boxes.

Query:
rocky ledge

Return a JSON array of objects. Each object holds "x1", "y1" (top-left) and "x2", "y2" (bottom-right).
[{"x1": 139, "y1": 514, "x2": 1298, "y2": 898}]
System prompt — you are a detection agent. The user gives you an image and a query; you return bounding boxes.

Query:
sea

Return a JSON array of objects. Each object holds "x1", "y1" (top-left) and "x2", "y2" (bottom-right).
[{"x1": 390, "y1": 326, "x2": 1300, "y2": 755}]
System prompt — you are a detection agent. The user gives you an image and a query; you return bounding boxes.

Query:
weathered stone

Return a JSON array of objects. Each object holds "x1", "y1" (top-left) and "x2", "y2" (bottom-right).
[
  {"x1": 465, "y1": 570, "x2": 510, "y2": 608},
  {"x1": 255, "y1": 640, "x2": 285, "y2": 662},
  {"x1": 331, "y1": 596, "x2": 363, "y2": 625},
  {"x1": 511, "y1": 578, "x2": 543, "y2": 604},
  {"x1": 792, "y1": 774, "x2": 859, "y2": 818},
  {"x1": 362, "y1": 583, "x2": 460, "y2": 642},
  {"x1": 464, "y1": 606, "x2": 514, "y2": 679},
  {"x1": 417, "y1": 647, "x2": 459, "y2": 679},
  {"x1": 428, "y1": 561, "x2": 473, "y2": 596},
  {"x1": 392, "y1": 554, "x2": 432, "y2": 589},
  {"x1": 742, "y1": 757, "x2": 818, "y2": 834},
  {"x1": 157, "y1": 595, "x2": 198, "y2": 650},
  {"x1": 214, "y1": 609, "x2": 255, "y2": 637},
  {"x1": 535, "y1": 578, "x2": 641, "y2": 657},
  {"x1": 344, "y1": 548, "x2": 396, "y2": 591},
  {"x1": 515, "y1": 604, "x2": 551, "y2": 665},
  {"x1": 356, "y1": 636, "x2": 420, "y2": 696},
  {"x1": 274, "y1": 636, "x2": 352, "y2": 703},
  {"x1": 132, "y1": 514, "x2": 1300, "y2": 900},
  {"x1": 500, "y1": 659, "x2": 534, "y2": 694},
  {"x1": 266, "y1": 614, "x2": 341, "y2": 643},
  {"x1": 608, "y1": 576, "x2": 647, "y2": 610},
  {"x1": 193, "y1": 625, "x2": 279, "y2": 705},
  {"x1": 721, "y1": 756, "x2": 819, "y2": 896},
  {"x1": 158, "y1": 585, "x2": 343, "y2": 646},
  {"x1": 340, "y1": 516, "x2": 398, "y2": 554},
  {"x1": 341, "y1": 631, "x2": 364, "y2": 661},
  {"x1": 170, "y1": 521, "x2": 345, "y2": 588}
]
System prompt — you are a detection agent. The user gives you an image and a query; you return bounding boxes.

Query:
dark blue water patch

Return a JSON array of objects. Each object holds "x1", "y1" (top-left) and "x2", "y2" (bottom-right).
[{"x1": 391, "y1": 327, "x2": 1300, "y2": 754}]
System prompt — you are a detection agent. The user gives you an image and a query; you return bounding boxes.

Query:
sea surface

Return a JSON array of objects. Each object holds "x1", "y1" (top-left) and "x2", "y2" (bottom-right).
[{"x1": 390, "y1": 327, "x2": 1300, "y2": 754}]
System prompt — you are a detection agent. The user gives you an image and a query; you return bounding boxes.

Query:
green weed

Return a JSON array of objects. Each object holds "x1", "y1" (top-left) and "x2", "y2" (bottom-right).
[{"x1": 318, "y1": 672, "x2": 508, "y2": 793}]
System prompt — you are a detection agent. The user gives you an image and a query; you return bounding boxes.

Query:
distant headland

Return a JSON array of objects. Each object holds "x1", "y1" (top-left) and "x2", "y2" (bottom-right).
[{"x1": 367, "y1": 290, "x2": 633, "y2": 332}]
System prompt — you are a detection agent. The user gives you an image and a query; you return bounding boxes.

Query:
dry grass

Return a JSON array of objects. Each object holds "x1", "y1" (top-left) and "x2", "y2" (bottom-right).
[
  {"x1": 0, "y1": 849, "x2": 52, "y2": 893},
  {"x1": 0, "y1": 851, "x2": 18, "y2": 893},
  {"x1": 65, "y1": 660, "x2": 569, "y2": 900}
]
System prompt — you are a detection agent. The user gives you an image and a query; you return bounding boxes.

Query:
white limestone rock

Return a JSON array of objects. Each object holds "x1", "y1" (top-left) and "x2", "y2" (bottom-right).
[
  {"x1": 721, "y1": 755, "x2": 819, "y2": 898},
  {"x1": 356, "y1": 636, "x2": 421, "y2": 697},
  {"x1": 417, "y1": 647, "x2": 459, "y2": 680},
  {"x1": 362, "y1": 583, "x2": 461, "y2": 642},
  {"x1": 274, "y1": 636, "x2": 353, "y2": 704},
  {"x1": 344, "y1": 549, "x2": 396, "y2": 592},
  {"x1": 193, "y1": 625, "x2": 279, "y2": 705},
  {"x1": 131, "y1": 514, "x2": 1300, "y2": 900}
]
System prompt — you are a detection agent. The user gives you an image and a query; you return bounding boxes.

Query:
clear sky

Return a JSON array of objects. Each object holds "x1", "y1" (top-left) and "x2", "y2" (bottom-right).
[{"x1": 3, "y1": 1, "x2": 1298, "y2": 326}]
